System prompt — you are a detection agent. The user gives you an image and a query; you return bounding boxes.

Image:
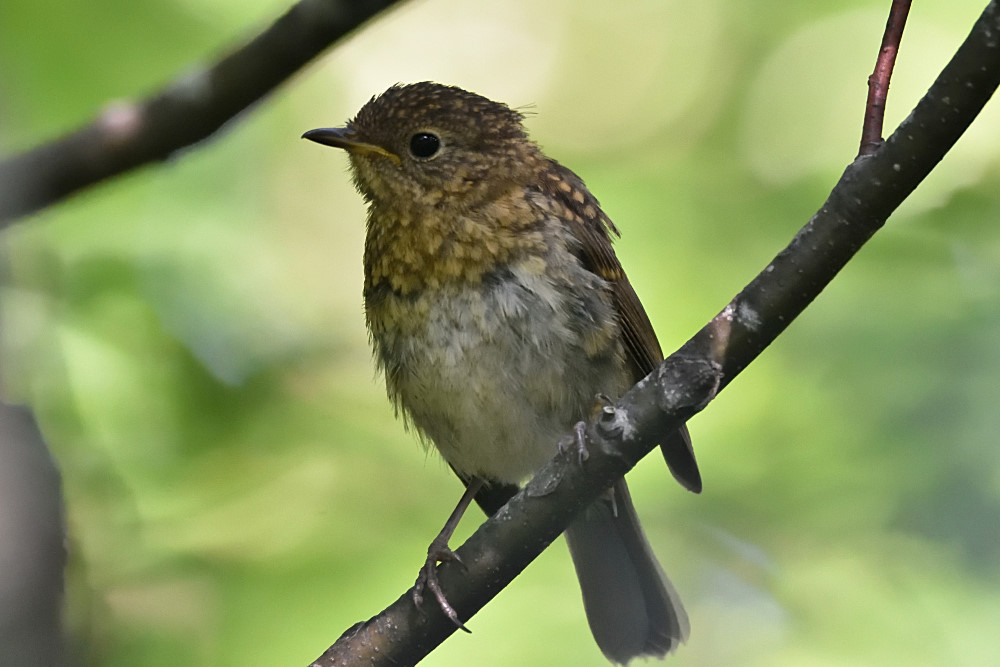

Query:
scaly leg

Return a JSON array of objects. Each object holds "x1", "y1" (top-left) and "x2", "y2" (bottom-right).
[{"x1": 413, "y1": 477, "x2": 484, "y2": 631}]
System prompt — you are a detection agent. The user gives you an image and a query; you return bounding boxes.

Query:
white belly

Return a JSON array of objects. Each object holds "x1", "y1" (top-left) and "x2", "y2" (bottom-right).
[{"x1": 372, "y1": 262, "x2": 627, "y2": 483}]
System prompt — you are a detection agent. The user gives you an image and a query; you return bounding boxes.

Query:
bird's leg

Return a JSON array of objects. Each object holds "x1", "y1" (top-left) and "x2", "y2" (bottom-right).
[
  {"x1": 559, "y1": 394, "x2": 615, "y2": 464},
  {"x1": 413, "y1": 477, "x2": 484, "y2": 632},
  {"x1": 558, "y1": 421, "x2": 590, "y2": 464}
]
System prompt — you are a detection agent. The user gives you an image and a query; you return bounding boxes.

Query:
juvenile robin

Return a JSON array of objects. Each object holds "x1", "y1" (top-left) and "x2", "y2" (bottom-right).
[{"x1": 303, "y1": 82, "x2": 701, "y2": 664}]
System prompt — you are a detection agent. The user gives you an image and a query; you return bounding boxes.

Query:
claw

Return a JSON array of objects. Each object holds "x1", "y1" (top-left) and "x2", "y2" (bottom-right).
[
  {"x1": 558, "y1": 420, "x2": 590, "y2": 464},
  {"x1": 411, "y1": 479, "x2": 482, "y2": 632},
  {"x1": 413, "y1": 541, "x2": 470, "y2": 632},
  {"x1": 594, "y1": 393, "x2": 614, "y2": 408}
]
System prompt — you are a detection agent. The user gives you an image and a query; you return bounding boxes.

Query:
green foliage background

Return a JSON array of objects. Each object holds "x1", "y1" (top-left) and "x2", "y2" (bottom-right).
[{"x1": 2, "y1": 0, "x2": 1000, "y2": 665}]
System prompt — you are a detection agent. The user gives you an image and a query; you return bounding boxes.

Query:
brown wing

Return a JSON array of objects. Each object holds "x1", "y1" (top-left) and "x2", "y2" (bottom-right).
[{"x1": 537, "y1": 160, "x2": 701, "y2": 493}]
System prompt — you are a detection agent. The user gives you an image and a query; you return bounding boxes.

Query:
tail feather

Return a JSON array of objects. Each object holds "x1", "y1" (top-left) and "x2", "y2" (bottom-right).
[
  {"x1": 661, "y1": 424, "x2": 702, "y2": 493},
  {"x1": 565, "y1": 479, "x2": 688, "y2": 664}
]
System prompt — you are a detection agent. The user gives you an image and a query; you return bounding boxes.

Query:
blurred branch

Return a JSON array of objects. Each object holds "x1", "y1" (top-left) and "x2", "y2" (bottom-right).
[
  {"x1": 0, "y1": 0, "x2": 405, "y2": 226},
  {"x1": 309, "y1": 2, "x2": 1000, "y2": 664},
  {"x1": 0, "y1": 403, "x2": 65, "y2": 666},
  {"x1": 860, "y1": 0, "x2": 912, "y2": 155}
]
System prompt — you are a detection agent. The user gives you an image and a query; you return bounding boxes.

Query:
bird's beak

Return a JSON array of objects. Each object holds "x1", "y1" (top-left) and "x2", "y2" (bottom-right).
[{"x1": 301, "y1": 127, "x2": 401, "y2": 165}]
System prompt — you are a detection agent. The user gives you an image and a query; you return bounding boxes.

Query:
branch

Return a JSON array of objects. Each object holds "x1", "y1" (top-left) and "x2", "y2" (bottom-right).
[
  {"x1": 310, "y1": 357, "x2": 720, "y2": 667},
  {"x1": 860, "y1": 0, "x2": 912, "y2": 155},
  {"x1": 0, "y1": 0, "x2": 405, "y2": 226},
  {"x1": 0, "y1": 403, "x2": 65, "y2": 666},
  {"x1": 308, "y1": 2, "x2": 1000, "y2": 664}
]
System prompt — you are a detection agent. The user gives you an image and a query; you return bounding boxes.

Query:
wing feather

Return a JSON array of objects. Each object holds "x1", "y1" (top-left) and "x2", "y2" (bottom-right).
[{"x1": 535, "y1": 160, "x2": 701, "y2": 493}]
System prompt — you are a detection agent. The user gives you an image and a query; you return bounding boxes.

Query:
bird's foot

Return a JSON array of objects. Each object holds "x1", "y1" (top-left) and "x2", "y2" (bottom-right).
[
  {"x1": 413, "y1": 534, "x2": 470, "y2": 632},
  {"x1": 558, "y1": 420, "x2": 590, "y2": 464},
  {"x1": 558, "y1": 395, "x2": 616, "y2": 464}
]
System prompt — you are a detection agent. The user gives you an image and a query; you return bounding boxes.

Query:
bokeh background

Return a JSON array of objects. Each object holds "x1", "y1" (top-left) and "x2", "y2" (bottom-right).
[{"x1": 2, "y1": 0, "x2": 1000, "y2": 665}]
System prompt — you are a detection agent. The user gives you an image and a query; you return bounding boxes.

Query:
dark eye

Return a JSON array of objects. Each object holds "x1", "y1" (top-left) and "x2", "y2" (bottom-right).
[{"x1": 409, "y1": 132, "x2": 440, "y2": 158}]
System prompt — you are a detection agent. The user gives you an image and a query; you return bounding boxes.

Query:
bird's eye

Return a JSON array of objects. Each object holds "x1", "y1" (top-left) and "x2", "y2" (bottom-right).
[{"x1": 409, "y1": 132, "x2": 441, "y2": 159}]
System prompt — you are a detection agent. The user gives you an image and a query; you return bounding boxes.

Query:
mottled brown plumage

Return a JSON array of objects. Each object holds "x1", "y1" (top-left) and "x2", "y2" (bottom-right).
[{"x1": 304, "y1": 82, "x2": 700, "y2": 664}]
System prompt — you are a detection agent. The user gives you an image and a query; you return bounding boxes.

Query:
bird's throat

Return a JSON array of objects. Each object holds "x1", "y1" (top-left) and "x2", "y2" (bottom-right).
[{"x1": 363, "y1": 191, "x2": 547, "y2": 296}]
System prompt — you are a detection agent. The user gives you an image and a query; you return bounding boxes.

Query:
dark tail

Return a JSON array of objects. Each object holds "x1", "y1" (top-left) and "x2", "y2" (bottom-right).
[
  {"x1": 661, "y1": 424, "x2": 702, "y2": 493},
  {"x1": 564, "y1": 479, "x2": 688, "y2": 664}
]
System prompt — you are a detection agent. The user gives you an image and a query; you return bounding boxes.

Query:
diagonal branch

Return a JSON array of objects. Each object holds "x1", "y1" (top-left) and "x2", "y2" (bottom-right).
[
  {"x1": 0, "y1": 0, "x2": 406, "y2": 226},
  {"x1": 308, "y1": 2, "x2": 1000, "y2": 664}
]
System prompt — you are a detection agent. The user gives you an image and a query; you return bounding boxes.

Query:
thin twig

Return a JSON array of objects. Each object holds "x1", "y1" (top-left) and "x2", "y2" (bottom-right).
[{"x1": 859, "y1": 0, "x2": 913, "y2": 156}]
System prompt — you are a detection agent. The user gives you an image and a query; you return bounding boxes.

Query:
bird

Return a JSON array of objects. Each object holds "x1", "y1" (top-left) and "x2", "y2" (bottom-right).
[{"x1": 303, "y1": 82, "x2": 701, "y2": 664}]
